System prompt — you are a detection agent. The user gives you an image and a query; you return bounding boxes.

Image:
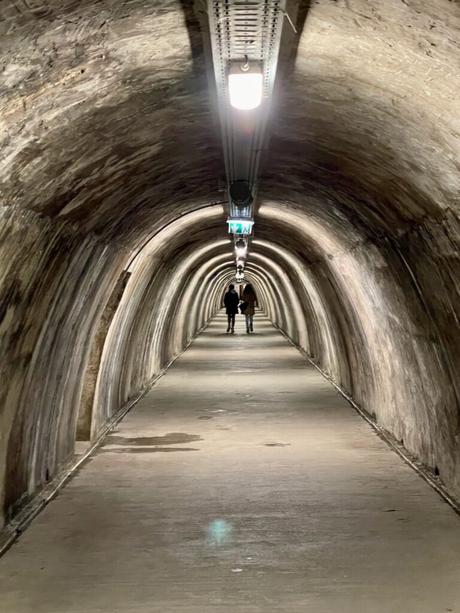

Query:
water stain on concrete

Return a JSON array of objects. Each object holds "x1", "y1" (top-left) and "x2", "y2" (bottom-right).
[
  {"x1": 264, "y1": 442, "x2": 291, "y2": 447},
  {"x1": 100, "y1": 447, "x2": 200, "y2": 454},
  {"x1": 104, "y1": 433, "x2": 202, "y2": 446}
]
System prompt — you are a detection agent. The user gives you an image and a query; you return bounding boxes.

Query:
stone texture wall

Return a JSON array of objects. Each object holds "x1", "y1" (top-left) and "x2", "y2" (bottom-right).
[
  {"x1": 0, "y1": 206, "x2": 124, "y2": 520},
  {"x1": 0, "y1": 204, "x2": 229, "y2": 527},
  {"x1": 252, "y1": 0, "x2": 460, "y2": 496},
  {"x1": 248, "y1": 209, "x2": 460, "y2": 496},
  {"x1": 0, "y1": 0, "x2": 459, "y2": 528}
]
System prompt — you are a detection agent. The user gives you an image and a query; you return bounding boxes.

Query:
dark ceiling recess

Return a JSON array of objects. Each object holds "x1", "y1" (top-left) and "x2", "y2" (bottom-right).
[{"x1": 230, "y1": 180, "x2": 253, "y2": 209}]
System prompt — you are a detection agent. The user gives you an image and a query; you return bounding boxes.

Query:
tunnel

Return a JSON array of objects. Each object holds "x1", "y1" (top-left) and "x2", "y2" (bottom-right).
[{"x1": 0, "y1": 0, "x2": 459, "y2": 610}]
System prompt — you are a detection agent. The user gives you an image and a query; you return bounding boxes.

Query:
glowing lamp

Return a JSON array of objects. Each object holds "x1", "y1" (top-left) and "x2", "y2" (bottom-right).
[{"x1": 228, "y1": 62, "x2": 263, "y2": 111}]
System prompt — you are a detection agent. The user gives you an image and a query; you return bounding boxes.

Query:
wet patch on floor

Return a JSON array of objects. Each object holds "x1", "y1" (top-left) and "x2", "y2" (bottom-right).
[
  {"x1": 264, "y1": 442, "x2": 291, "y2": 447},
  {"x1": 99, "y1": 447, "x2": 200, "y2": 454},
  {"x1": 104, "y1": 433, "x2": 203, "y2": 446},
  {"x1": 198, "y1": 415, "x2": 214, "y2": 420}
]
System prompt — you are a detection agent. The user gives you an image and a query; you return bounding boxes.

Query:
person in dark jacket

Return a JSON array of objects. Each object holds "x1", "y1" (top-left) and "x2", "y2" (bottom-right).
[
  {"x1": 242, "y1": 283, "x2": 258, "y2": 334},
  {"x1": 224, "y1": 284, "x2": 239, "y2": 333}
]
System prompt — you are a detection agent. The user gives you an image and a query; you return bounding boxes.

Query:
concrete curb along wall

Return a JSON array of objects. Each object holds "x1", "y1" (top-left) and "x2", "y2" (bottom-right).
[{"x1": 273, "y1": 322, "x2": 460, "y2": 517}]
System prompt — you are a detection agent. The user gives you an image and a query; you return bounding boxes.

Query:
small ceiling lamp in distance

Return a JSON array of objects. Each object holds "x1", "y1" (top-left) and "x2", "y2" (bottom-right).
[
  {"x1": 228, "y1": 59, "x2": 263, "y2": 111},
  {"x1": 236, "y1": 259, "x2": 245, "y2": 269}
]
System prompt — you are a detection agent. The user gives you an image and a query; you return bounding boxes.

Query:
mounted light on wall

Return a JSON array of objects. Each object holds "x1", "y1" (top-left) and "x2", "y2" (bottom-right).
[
  {"x1": 228, "y1": 59, "x2": 263, "y2": 111},
  {"x1": 227, "y1": 218, "x2": 254, "y2": 235}
]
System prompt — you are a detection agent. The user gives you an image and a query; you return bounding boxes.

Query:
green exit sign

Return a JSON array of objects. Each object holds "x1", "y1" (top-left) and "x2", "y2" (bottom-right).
[{"x1": 227, "y1": 219, "x2": 254, "y2": 235}]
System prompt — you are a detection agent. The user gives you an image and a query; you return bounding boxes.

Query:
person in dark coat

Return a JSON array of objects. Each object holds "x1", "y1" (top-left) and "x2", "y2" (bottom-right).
[
  {"x1": 242, "y1": 283, "x2": 258, "y2": 334},
  {"x1": 224, "y1": 284, "x2": 239, "y2": 333}
]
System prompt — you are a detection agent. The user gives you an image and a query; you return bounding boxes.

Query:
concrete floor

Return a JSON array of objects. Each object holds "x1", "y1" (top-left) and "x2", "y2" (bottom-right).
[{"x1": 1, "y1": 314, "x2": 460, "y2": 612}]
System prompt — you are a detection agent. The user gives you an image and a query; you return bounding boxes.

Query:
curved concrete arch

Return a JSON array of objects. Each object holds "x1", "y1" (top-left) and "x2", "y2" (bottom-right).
[
  {"x1": 248, "y1": 252, "x2": 307, "y2": 346},
  {"x1": 212, "y1": 269, "x2": 273, "y2": 323},
  {"x1": 243, "y1": 262, "x2": 286, "y2": 327},
  {"x1": 0, "y1": 0, "x2": 459, "y2": 527},
  {"x1": 210, "y1": 265, "x2": 272, "y2": 314},
  {"x1": 252, "y1": 239, "x2": 343, "y2": 380},
  {"x1": 94, "y1": 245, "x2": 233, "y2": 430},
  {"x1": 253, "y1": 207, "x2": 459, "y2": 493}
]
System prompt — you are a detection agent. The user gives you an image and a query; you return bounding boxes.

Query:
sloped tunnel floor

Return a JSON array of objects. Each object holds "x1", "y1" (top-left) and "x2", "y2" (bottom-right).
[{"x1": 1, "y1": 314, "x2": 460, "y2": 612}]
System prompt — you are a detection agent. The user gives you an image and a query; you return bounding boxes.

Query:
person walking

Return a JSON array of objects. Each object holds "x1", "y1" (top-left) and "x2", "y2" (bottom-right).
[
  {"x1": 223, "y1": 284, "x2": 239, "y2": 334},
  {"x1": 242, "y1": 283, "x2": 258, "y2": 334}
]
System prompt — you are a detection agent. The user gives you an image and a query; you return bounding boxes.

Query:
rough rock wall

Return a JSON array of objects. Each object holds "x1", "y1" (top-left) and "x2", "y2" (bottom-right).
[
  {"x1": 250, "y1": 210, "x2": 459, "y2": 495},
  {"x1": 0, "y1": 203, "x2": 229, "y2": 527},
  {"x1": 0, "y1": 0, "x2": 225, "y2": 527},
  {"x1": 0, "y1": 207, "x2": 125, "y2": 520},
  {"x1": 254, "y1": 0, "x2": 460, "y2": 495},
  {"x1": 0, "y1": 0, "x2": 459, "y2": 529}
]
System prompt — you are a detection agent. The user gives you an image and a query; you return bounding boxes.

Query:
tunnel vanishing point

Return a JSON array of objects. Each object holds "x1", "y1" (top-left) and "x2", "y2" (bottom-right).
[{"x1": 0, "y1": 0, "x2": 460, "y2": 607}]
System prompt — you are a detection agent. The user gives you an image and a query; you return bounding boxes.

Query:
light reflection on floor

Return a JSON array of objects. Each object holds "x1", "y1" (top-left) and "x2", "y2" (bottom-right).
[{"x1": 208, "y1": 519, "x2": 233, "y2": 546}]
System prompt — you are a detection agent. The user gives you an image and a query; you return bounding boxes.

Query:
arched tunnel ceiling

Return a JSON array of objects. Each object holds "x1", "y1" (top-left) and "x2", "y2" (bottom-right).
[
  {"x1": 1, "y1": 0, "x2": 460, "y2": 528},
  {"x1": 261, "y1": 0, "x2": 460, "y2": 239},
  {"x1": 1, "y1": 0, "x2": 458, "y2": 247},
  {"x1": 0, "y1": 0, "x2": 223, "y2": 246}
]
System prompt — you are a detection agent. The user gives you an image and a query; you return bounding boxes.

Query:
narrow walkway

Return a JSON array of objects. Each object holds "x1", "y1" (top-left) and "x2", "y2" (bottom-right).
[{"x1": 1, "y1": 315, "x2": 460, "y2": 612}]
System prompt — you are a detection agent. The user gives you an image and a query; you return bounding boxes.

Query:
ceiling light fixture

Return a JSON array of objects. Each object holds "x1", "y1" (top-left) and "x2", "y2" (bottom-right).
[{"x1": 228, "y1": 59, "x2": 263, "y2": 111}]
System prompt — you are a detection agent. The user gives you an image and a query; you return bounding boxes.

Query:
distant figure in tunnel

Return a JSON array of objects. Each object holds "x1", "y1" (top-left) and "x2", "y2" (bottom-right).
[
  {"x1": 242, "y1": 283, "x2": 258, "y2": 334},
  {"x1": 224, "y1": 284, "x2": 239, "y2": 334}
]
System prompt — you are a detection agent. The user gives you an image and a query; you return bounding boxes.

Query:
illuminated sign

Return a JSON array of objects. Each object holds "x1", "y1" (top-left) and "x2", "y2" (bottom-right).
[{"x1": 227, "y1": 219, "x2": 254, "y2": 235}]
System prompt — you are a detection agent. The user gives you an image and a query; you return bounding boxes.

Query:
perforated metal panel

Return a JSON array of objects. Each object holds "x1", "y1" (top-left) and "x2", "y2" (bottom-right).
[{"x1": 210, "y1": 1, "x2": 284, "y2": 100}]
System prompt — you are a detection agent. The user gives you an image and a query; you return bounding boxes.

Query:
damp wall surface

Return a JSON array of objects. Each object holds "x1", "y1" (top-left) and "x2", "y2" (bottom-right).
[{"x1": 0, "y1": 0, "x2": 459, "y2": 529}]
